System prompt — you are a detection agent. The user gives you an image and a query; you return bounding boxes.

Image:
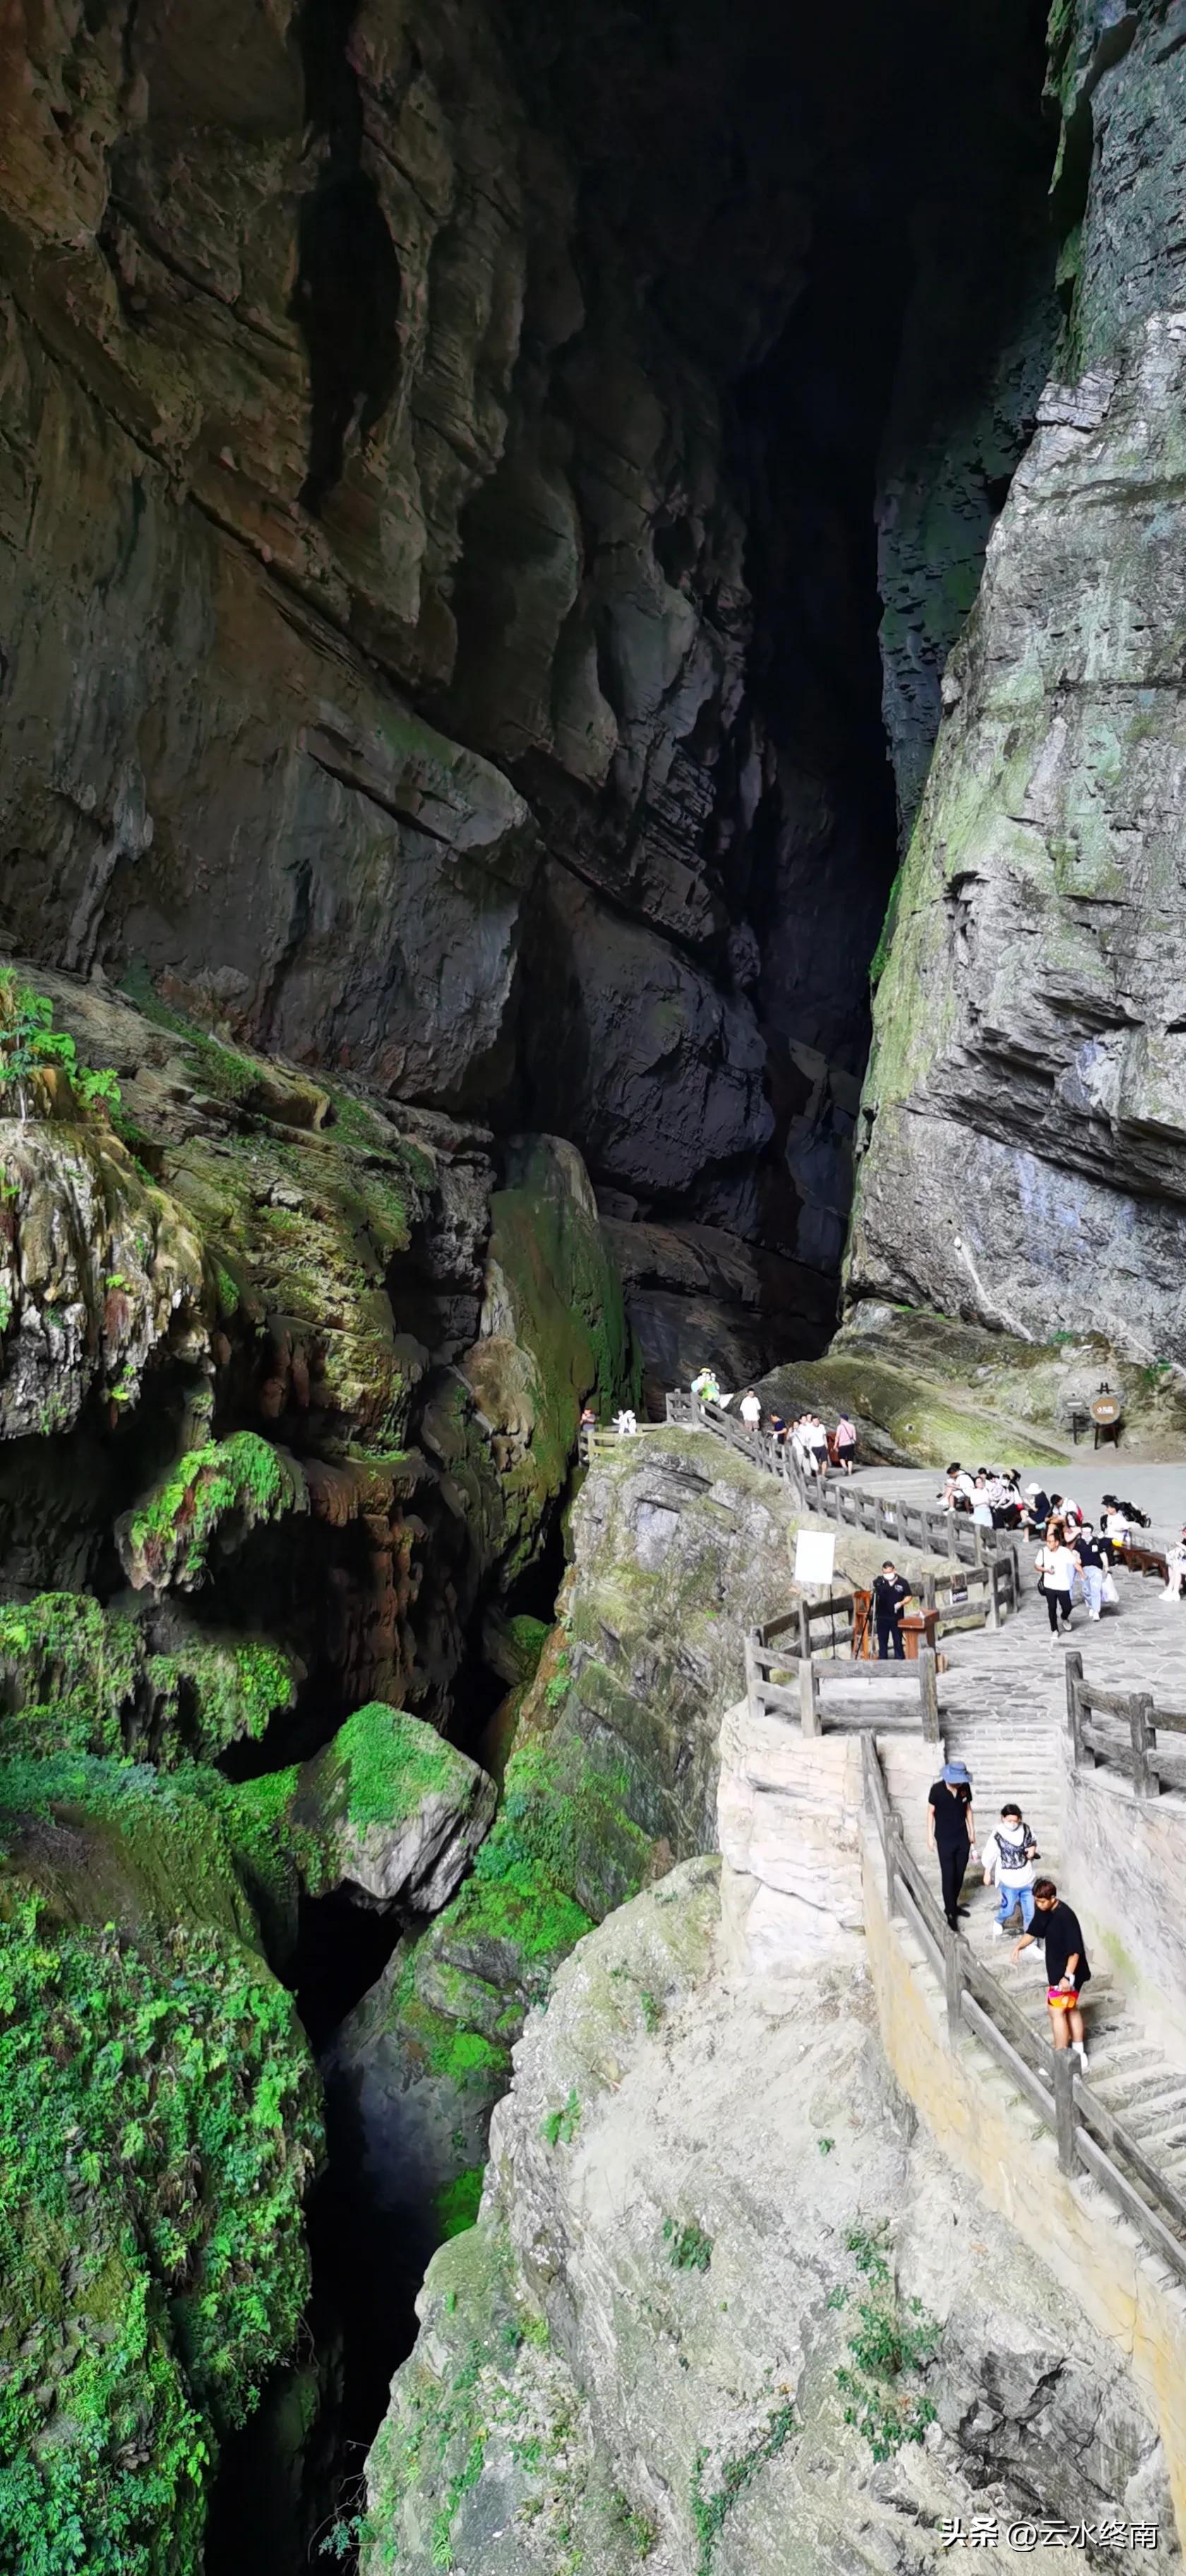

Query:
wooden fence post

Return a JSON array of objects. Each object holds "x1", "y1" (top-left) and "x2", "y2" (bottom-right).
[
  {"x1": 1065, "y1": 1651, "x2": 1084, "y2": 1771},
  {"x1": 922, "y1": 1572, "x2": 937, "y2": 1618},
  {"x1": 943, "y1": 1927, "x2": 963, "y2": 2047},
  {"x1": 799, "y1": 1654, "x2": 820, "y2": 1737},
  {"x1": 987, "y1": 1559, "x2": 1002, "y2": 1633},
  {"x1": 1130, "y1": 1692, "x2": 1157, "y2": 1800},
  {"x1": 887, "y1": 1813, "x2": 904, "y2": 1917},
  {"x1": 918, "y1": 1645, "x2": 940, "y2": 1743},
  {"x1": 1052, "y1": 2046, "x2": 1078, "y2": 2176},
  {"x1": 797, "y1": 1599, "x2": 812, "y2": 1663}
]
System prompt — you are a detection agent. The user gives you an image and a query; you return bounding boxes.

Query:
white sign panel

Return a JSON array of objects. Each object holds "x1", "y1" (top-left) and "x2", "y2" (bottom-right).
[{"x1": 794, "y1": 1530, "x2": 836, "y2": 1587}]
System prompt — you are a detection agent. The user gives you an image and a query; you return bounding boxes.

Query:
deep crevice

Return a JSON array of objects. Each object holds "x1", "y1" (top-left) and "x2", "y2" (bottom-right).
[{"x1": 292, "y1": 0, "x2": 403, "y2": 513}]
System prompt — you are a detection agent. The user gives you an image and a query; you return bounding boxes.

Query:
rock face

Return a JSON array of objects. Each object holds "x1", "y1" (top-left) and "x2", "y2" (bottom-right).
[
  {"x1": 361, "y1": 1859, "x2": 1177, "y2": 2575},
  {"x1": 852, "y1": 6, "x2": 1186, "y2": 1368},
  {"x1": 0, "y1": 0, "x2": 1070, "y2": 1365}
]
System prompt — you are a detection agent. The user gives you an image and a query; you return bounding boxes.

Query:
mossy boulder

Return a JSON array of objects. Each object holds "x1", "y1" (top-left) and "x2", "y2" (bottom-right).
[
  {"x1": 760, "y1": 1300, "x2": 1186, "y2": 1469},
  {"x1": 0, "y1": 1754, "x2": 321, "y2": 2575},
  {"x1": 288, "y1": 1703, "x2": 496, "y2": 1913}
]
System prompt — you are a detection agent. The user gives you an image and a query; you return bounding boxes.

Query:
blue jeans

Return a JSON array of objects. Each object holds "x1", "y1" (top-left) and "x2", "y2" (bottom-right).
[
  {"x1": 995, "y1": 1883, "x2": 1034, "y2": 1929},
  {"x1": 1079, "y1": 1566, "x2": 1103, "y2": 1616}
]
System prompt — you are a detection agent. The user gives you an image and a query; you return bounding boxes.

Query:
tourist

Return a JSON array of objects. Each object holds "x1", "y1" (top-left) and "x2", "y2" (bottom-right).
[
  {"x1": 834, "y1": 1412, "x2": 857, "y2": 1474},
  {"x1": 1023, "y1": 1481, "x2": 1052, "y2": 1532},
  {"x1": 982, "y1": 1803, "x2": 1039, "y2": 1935},
  {"x1": 740, "y1": 1388, "x2": 762, "y2": 1434},
  {"x1": 1036, "y1": 1522, "x2": 1077, "y2": 1642},
  {"x1": 808, "y1": 1414, "x2": 829, "y2": 1479},
  {"x1": 971, "y1": 1477, "x2": 994, "y2": 1531},
  {"x1": 1012, "y1": 1878, "x2": 1091, "y2": 2067},
  {"x1": 613, "y1": 1407, "x2": 637, "y2": 1438},
  {"x1": 927, "y1": 1763, "x2": 977, "y2": 1931},
  {"x1": 942, "y1": 1462, "x2": 974, "y2": 1513},
  {"x1": 691, "y1": 1366, "x2": 721, "y2": 1407},
  {"x1": 872, "y1": 1560, "x2": 912, "y2": 1661},
  {"x1": 767, "y1": 1408, "x2": 789, "y2": 1447},
  {"x1": 1100, "y1": 1499, "x2": 1131, "y2": 1561},
  {"x1": 1073, "y1": 1521, "x2": 1108, "y2": 1623},
  {"x1": 1163, "y1": 1527, "x2": 1186, "y2": 1604}
]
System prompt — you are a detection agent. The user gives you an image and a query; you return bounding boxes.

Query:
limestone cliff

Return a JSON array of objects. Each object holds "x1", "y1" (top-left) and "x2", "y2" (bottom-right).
[
  {"x1": 851, "y1": 4, "x2": 1186, "y2": 1368},
  {"x1": 359, "y1": 1857, "x2": 1177, "y2": 2575}
]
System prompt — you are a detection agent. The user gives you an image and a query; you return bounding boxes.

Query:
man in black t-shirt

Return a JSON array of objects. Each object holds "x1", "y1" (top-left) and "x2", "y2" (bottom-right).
[
  {"x1": 872, "y1": 1562, "x2": 911, "y2": 1662},
  {"x1": 927, "y1": 1763, "x2": 976, "y2": 1928},
  {"x1": 1013, "y1": 1877, "x2": 1091, "y2": 2066}
]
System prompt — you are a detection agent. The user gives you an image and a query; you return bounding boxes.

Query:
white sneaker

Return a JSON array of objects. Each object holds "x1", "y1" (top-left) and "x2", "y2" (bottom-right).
[
  {"x1": 1073, "y1": 2041, "x2": 1087, "y2": 2069},
  {"x1": 991, "y1": 1924, "x2": 1005, "y2": 1938}
]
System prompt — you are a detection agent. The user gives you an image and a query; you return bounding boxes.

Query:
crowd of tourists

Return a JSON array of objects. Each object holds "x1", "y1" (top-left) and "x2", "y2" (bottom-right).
[
  {"x1": 690, "y1": 1371, "x2": 858, "y2": 1477},
  {"x1": 928, "y1": 1766, "x2": 1091, "y2": 2064}
]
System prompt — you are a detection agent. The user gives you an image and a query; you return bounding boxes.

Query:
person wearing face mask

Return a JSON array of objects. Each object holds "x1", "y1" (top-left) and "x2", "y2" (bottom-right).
[{"x1": 982, "y1": 1803, "x2": 1039, "y2": 1934}]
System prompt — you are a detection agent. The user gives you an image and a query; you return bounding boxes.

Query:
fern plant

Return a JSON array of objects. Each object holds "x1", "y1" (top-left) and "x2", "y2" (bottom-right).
[{"x1": 0, "y1": 974, "x2": 121, "y2": 1122}]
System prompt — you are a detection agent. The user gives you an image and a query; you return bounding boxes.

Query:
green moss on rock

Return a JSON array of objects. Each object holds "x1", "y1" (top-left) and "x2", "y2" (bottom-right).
[
  {"x1": 0, "y1": 1592, "x2": 299, "y2": 1768},
  {"x1": 0, "y1": 1755, "x2": 321, "y2": 2574},
  {"x1": 123, "y1": 1433, "x2": 306, "y2": 1592}
]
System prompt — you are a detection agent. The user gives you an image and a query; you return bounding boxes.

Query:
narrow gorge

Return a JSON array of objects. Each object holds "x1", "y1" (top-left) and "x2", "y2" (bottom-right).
[{"x1": 1, "y1": 0, "x2": 1186, "y2": 2568}]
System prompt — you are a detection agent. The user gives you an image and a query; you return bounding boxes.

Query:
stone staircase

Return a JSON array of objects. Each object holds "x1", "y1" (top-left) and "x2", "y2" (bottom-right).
[{"x1": 885, "y1": 1566, "x2": 1186, "y2": 2245}]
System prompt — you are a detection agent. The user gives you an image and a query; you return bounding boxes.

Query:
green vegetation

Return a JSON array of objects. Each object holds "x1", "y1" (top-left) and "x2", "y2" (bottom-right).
[
  {"x1": 434, "y1": 2168, "x2": 485, "y2": 2241},
  {"x1": 0, "y1": 1757, "x2": 320, "y2": 2573},
  {"x1": 817, "y1": 2135, "x2": 835, "y2": 2156},
  {"x1": 833, "y1": 2222, "x2": 939, "y2": 2464},
  {"x1": 0, "y1": 1591, "x2": 297, "y2": 1767},
  {"x1": 540, "y1": 2089, "x2": 581, "y2": 2149},
  {"x1": 690, "y1": 2397, "x2": 796, "y2": 2574},
  {"x1": 663, "y1": 2217, "x2": 713, "y2": 2274},
  {"x1": 127, "y1": 1433, "x2": 304, "y2": 1587},
  {"x1": 0, "y1": 972, "x2": 122, "y2": 1120}
]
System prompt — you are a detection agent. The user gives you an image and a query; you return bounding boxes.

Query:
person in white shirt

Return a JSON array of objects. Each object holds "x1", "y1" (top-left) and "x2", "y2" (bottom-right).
[
  {"x1": 982, "y1": 1803, "x2": 1039, "y2": 1933},
  {"x1": 1036, "y1": 1525, "x2": 1077, "y2": 1641},
  {"x1": 739, "y1": 1389, "x2": 762, "y2": 1433}
]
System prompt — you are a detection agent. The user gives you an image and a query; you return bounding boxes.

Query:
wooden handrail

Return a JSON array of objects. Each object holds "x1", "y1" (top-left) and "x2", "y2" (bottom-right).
[
  {"x1": 861, "y1": 1731, "x2": 1186, "y2": 2282},
  {"x1": 1066, "y1": 1651, "x2": 1186, "y2": 1799}
]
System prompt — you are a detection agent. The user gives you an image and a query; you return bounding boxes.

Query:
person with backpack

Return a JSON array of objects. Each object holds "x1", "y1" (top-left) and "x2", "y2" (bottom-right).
[{"x1": 981, "y1": 1803, "x2": 1039, "y2": 1933}]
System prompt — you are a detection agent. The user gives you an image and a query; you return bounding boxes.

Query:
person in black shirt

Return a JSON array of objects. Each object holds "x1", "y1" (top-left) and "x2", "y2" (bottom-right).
[
  {"x1": 1013, "y1": 1878, "x2": 1091, "y2": 2066},
  {"x1": 873, "y1": 1561, "x2": 912, "y2": 1661},
  {"x1": 927, "y1": 1763, "x2": 976, "y2": 1928}
]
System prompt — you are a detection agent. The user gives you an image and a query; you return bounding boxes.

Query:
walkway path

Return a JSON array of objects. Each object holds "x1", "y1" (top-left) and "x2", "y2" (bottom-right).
[
  {"x1": 896, "y1": 1564, "x2": 1186, "y2": 2253},
  {"x1": 657, "y1": 1391, "x2": 1186, "y2": 2275}
]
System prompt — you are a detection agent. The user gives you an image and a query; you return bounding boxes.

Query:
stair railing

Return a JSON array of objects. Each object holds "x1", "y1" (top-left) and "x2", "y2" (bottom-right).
[{"x1": 861, "y1": 1732, "x2": 1186, "y2": 2286}]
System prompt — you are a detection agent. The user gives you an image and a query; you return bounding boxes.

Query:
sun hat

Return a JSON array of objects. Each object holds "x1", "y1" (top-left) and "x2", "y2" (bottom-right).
[
  {"x1": 1025, "y1": 1484, "x2": 1042, "y2": 1496},
  {"x1": 942, "y1": 1761, "x2": 971, "y2": 1785}
]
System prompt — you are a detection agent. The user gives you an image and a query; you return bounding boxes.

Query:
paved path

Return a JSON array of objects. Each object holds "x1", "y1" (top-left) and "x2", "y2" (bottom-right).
[
  {"x1": 853, "y1": 1461, "x2": 1186, "y2": 1546},
  {"x1": 890, "y1": 1564, "x2": 1186, "y2": 2236}
]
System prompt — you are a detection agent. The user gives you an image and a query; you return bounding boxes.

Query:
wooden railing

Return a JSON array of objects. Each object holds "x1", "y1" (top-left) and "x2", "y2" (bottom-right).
[
  {"x1": 1066, "y1": 1652, "x2": 1186, "y2": 1799},
  {"x1": 861, "y1": 1734, "x2": 1186, "y2": 2285},
  {"x1": 663, "y1": 1390, "x2": 1022, "y2": 1582},
  {"x1": 745, "y1": 1604, "x2": 942, "y2": 1741}
]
